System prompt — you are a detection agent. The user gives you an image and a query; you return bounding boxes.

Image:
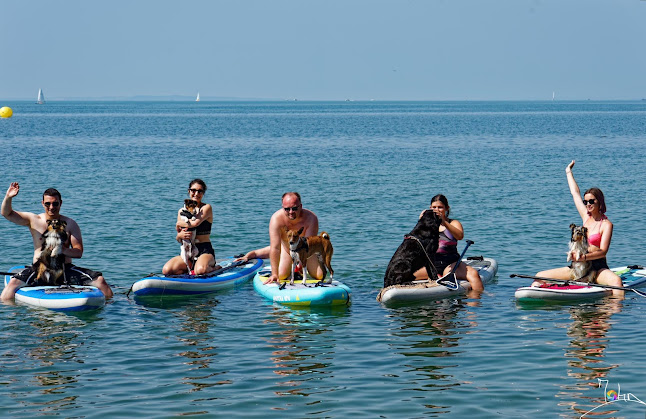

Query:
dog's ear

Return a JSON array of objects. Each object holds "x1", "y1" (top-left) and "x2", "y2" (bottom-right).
[
  {"x1": 297, "y1": 227, "x2": 304, "y2": 235},
  {"x1": 569, "y1": 223, "x2": 576, "y2": 230},
  {"x1": 582, "y1": 226, "x2": 588, "y2": 235}
]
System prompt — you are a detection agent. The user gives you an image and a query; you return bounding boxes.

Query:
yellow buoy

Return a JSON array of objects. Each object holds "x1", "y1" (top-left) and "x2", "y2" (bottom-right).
[{"x1": 0, "y1": 107, "x2": 13, "y2": 118}]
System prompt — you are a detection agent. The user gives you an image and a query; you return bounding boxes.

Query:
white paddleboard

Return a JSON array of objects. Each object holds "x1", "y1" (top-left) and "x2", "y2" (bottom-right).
[
  {"x1": 515, "y1": 265, "x2": 646, "y2": 302},
  {"x1": 377, "y1": 257, "x2": 498, "y2": 305}
]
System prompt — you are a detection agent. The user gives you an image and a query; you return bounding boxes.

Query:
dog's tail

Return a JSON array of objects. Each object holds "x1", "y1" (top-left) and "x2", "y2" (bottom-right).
[{"x1": 320, "y1": 231, "x2": 330, "y2": 240}]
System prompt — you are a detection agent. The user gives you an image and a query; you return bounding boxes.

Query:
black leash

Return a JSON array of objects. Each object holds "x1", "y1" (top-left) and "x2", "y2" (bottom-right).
[{"x1": 404, "y1": 234, "x2": 439, "y2": 281}]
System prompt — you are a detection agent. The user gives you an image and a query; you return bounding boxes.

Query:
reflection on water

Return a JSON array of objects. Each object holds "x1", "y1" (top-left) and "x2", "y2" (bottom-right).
[
  {"x1": 262, "y1": 305, "x2": 350, "y2": 397},
  {"x1": 554, "y1": 300, "x2": 623, "y2": 417},
  {"x1": 162, "y1": 299, "x2": 228, "y2": 393},
  {"x1": 0, "y1": 308, "x2": 97, "y2": 414},
  {"x1": 385, "y1": 298, "x2": 481, "y2": 415}
]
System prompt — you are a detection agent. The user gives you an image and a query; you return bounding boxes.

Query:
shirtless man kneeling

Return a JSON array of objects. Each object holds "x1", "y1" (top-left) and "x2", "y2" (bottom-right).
[{"x1": 240, "y1": 192, "x2": 324, "y2": 284}]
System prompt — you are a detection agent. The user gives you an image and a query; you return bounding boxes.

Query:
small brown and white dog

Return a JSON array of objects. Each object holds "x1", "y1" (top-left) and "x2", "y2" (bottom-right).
[
  {"x1": 33, "y1": 219, "x2": 68, "y2": 285},
  {"x1": 180, "y1": 199, "x2": 199, "y2": 271},
  {"x1": 567, "y1": 223, "x2": 595, "y2": 282},
  {"x1": 286, "y1": 227, "x2": 334, "y2": 285}
]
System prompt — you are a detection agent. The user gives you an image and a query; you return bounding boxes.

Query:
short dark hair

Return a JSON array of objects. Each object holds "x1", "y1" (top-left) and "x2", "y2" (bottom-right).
[
  {"x1": 282, "y1": 192, "x2": 301, "y2": 203},
  {"x1": 585, "y1": 187, "x2": 607, "y2": 214},
  {"x1": 189, "y1": 179, "x2": 207, "y2": 192},
  {"x1": 43, "y1": 188, "x2": 62, "y2": 202}
]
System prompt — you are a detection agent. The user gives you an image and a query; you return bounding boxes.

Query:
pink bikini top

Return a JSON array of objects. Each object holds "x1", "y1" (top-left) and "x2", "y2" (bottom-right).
[{"x1": 586, "y1": 217, "x2": 605, "y2": 247}]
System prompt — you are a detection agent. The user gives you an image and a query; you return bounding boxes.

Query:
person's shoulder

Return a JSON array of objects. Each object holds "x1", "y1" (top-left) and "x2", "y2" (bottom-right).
[
  {"x1": 303, "y1": 207, "x2": 318, "y2": 220},
  {"x1": 269, "y1": 209, "x2": 285, "y2": 225},
  {"x1": 198, "y1": 202, "x2": 213, "y2": 213},
  {"x1": 60, "y1": 215, "x2": 80, "y2": 229}
]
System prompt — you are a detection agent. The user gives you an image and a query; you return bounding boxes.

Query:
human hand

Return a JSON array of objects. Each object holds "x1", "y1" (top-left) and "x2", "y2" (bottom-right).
[
  {"x1": 263, "y1": 273, "x2": 278, "y2": 284},
  {"x1": 234, "y1": 251, "x2": 251, "y2": 262},
  {"x1": 566, "y1": 160, "x2": 575, "y2": 173},
  {"x1": 430, "y1": 207, "x2": 448, "y2": 224},
  {"x1": 178, "y1": 228, "x2": 193, "y2": 241},
  {"x1": 6, "y1": 182, "x2": 19, "y2": 198}
]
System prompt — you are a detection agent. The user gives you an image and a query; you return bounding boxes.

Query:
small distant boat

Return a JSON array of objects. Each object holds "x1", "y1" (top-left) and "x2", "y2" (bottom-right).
[
  {"x1": 196, "y1": 92, "x2": 200, "y2": 102},
  {"x1": 36, "y1": 88, "x2": 45, "y2": 104},
  {"x1": 552, "y1": 91, "x2": 555, "y2": 101}
]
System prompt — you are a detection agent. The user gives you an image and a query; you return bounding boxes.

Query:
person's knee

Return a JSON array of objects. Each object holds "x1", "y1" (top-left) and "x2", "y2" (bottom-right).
[
  {"x1": 94, "y1": 276, "x2": 113, "y2": 298},
  {"x1": 162, "y1": 260, "x2": 174, "y2": 275}
]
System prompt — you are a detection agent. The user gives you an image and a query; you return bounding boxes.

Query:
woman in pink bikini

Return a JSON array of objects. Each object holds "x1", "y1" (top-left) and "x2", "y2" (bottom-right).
[{"x1": 534, "y1": 160, "x2": 624, "y2": 296}]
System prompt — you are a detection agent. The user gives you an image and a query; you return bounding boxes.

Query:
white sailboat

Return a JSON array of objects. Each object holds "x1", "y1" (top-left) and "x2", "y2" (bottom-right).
[
  {"x1": 196, "y1": 92, "x2": 200, "y2": 102},
  {"x1": 36, "y1": 88, "x2": 45, "y2": 104},
  {"x1": 552, "y1": 91, "x2": 555, "y2": 101}
]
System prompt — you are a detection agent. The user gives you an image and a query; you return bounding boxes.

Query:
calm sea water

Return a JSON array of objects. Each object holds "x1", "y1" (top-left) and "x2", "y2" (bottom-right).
[{"x1": 1, "y1": 101, "x2": 646, "y2": 418}]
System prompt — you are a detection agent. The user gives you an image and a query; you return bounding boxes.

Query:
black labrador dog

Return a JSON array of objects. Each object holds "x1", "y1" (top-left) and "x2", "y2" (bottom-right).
[{"x1": 383, "y1": 210, "x2": 441, "y2": 287}]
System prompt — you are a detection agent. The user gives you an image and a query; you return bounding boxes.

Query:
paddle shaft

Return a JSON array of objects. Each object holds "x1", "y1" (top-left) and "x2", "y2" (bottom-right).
[
  {"x1": 448, "y1": 239, "x2": 474, "y2": 276},
  {"x1": 412, "y1": 239, "x2": 475, "y2": 285},
  {"x1": 510, "y1": 273, "x2": 646, "y2": 296}
]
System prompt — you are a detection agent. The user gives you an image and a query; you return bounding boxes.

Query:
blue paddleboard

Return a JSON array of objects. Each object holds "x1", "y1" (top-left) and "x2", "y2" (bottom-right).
[
  {"x1": 3, "y1": 266, "x2": 105, "y2": 312},
  {"x1": 131, "y1": 258, "x2": 263, "y2": 297},
  {"x1": 253, "y1": 266, "x2": 351, "y2": 306}
]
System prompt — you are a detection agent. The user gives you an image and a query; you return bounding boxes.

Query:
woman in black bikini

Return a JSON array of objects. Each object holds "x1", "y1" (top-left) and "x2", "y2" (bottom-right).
[
  {"x1": 162, "y1": 179, "x2": 217, "y2": 275},
  {"x1": 414, "y1": 194, "x2": 483, "y2": 291},
  {"x1": 534, "y1": 161, "x2": 623, "y2": 296}
]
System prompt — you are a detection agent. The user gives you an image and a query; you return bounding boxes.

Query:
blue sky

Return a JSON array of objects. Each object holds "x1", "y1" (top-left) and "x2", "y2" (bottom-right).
[{"x1": 1, "y1": 0, "x2": 645, "y2": 100}]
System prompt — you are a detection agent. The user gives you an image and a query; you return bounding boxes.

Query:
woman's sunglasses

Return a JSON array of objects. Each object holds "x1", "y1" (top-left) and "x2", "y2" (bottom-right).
[
  {"x1": 583, "y1": 199, "x2": 597, "y2": 205},
  {"x1": 189, "y1": 188, "x2": 205, "y2": 194}
]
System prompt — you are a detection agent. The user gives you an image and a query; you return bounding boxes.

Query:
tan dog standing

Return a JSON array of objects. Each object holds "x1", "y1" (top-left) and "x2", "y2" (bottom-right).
[{"x1": 286, "y1": 227, "x2": 334, "y2": 285}]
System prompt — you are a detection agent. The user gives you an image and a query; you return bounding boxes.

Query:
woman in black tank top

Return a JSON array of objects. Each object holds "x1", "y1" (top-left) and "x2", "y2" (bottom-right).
[{"x1": 162, "y1": 179, "x2": 216, "y2": 275}]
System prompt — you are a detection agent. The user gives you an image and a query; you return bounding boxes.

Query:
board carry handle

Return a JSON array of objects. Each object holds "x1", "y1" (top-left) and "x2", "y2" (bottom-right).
[{"x1": 510, "y1": 273, "x2": 646, "y2": 298}]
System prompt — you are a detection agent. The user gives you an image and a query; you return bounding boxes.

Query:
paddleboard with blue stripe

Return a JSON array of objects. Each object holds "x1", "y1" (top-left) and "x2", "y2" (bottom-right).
[
  {"x1": 3, "y1": 266, "x2": 105, "y2": 312},
  {"x1": 131, "y1": 258, "x2": 263, "y2": 297}
]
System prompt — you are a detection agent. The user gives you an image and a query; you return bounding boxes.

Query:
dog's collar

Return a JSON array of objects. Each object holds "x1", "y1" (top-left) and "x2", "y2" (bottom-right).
[{"x1": 290, "y1": 238, "x2": 309, "y2": 252}]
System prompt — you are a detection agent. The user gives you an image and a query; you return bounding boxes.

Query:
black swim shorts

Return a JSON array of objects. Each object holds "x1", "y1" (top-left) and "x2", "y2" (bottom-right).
[
  {"x1": 195, "y1": 242, "x2": 215, "y2": 258},
  {"x1": 434, "y1": 252, "x2": 460, "y2": 273},
  {"x1": 12, "y1": 264, "x2": 102, "y2": 286}
]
